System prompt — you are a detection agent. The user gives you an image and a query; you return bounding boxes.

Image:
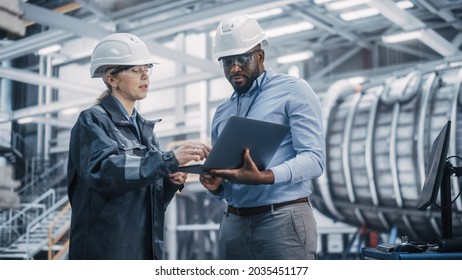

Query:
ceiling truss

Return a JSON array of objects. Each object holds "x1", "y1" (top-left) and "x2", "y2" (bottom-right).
[{"x1": 0, "y1": 0, "x2": 461, "y2": 124}]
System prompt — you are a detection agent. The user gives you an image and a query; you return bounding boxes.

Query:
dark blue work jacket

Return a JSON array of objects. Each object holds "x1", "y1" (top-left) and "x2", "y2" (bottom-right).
[{"x1": 67, "y1": 94, "x2": 181, "y2": 259}]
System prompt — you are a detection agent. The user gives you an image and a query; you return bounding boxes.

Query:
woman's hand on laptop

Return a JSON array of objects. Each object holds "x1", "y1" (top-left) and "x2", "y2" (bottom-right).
[
  {"x1": 168, "y1": 172, "x2": 188, "y2": 185},
  {"x1": 173, "y1": 143, "x2": 211, "y2": 165}
]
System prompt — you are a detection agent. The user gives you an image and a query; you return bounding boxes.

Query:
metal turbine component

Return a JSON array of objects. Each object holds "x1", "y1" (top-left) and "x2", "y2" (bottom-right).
[{"x1": 312, "y1": 62, "x2": 462, "y2": 242}]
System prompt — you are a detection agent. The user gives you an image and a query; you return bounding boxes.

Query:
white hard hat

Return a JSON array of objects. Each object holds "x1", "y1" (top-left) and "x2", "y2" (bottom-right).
[
  {"x1": 213, "y1": 15, "x2": 269, "y2": 59},
  {"x1": 90, "y1": 33, "x2": 156, "y2": 78}
]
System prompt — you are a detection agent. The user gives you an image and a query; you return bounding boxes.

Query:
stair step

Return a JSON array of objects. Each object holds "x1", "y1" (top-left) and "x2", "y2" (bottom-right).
[
  {"x1": 7, "y1": 243, "x2": 43, "y2": 250},
  {"x1": 2, "y1": 248, "x2": 28, "y2": 253},
  {"x1": 30, "y1": 233, "x2": 48, "y2": 237},
  {"x1": 0, "y1": 253, "x2": 29, "y2": 260}
]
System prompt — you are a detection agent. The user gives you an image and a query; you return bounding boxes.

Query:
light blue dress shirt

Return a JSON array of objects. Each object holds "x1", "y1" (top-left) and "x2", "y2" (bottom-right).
[{"x1": 210, "y1": 69, "x2": 325, "y2": 207}]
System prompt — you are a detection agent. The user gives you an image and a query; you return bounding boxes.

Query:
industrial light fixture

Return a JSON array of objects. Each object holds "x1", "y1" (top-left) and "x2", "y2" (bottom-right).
[
  {"x1": 395, "y1": 0, "x2": 414, "y2": 9},
  {"x1": 382, "y1": 30, "x2": 423, "y2": 43},
  {"x1": 17, "y1": 117, "x2": 35, "y2": 124},
  {"x1": 61, "y1": 107, "x2": 80, "y2": 116},
  {"x1": 288, "y1": 65, "x2": 300, "y2": 77},
  {"x1": 340, "y1": 1, "x2": 414, "y2": 22},
  {"x1": 450, "y1": 61, "x2": 462, "y2": 68},
  {"x1": 37, "y1": 44, "x2": 62, "y2": 56},
  {"x1": 313, "y1": 0, "x2": 333, "y2": 4},
  {"x1": 327, "y1": 0, "x2": 369, "y2": 11},
  {"x1": 250, "y1": 8, "x2": 283, "y2": 19},
  {"x1": 276, "y1": 51, "x2": 314, "y2": 64},
  {"x1": 265, "y1": 22, "x2": 313, "y2": 38},
  {"x1": 340, "y1": 8, "x2": 378, "y2": 21}
]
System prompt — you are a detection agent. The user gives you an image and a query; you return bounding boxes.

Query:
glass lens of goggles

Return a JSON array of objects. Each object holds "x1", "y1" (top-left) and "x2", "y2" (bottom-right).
[
  {"x1": 110, "y1": 64, "x2": 153, "y2": 78},
  {"x1": 220, "y1": 50, "x2": 258, "y2": 69}
]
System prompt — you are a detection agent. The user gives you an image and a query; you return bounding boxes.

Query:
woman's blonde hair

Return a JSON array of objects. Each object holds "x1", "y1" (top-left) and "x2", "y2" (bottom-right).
[
  {"x1": 96, "y1": 90, "x2": 111, "y2": 104},
  {"x1": 96, "y1": 66, "x2": 117, "y2": 104}
]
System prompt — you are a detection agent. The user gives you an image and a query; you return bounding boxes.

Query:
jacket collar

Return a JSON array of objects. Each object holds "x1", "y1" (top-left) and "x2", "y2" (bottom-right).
[
  {"x1": 99, "y1": 94, "x2": 161, "y2": 127},
  {"x1": 99, "y1": 94, "x2": 128, "y2": 124}
]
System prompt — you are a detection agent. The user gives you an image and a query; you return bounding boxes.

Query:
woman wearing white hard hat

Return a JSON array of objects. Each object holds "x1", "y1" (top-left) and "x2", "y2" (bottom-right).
[{"x1": 67, "y1": 33, "x2": 210, "y2": 260}]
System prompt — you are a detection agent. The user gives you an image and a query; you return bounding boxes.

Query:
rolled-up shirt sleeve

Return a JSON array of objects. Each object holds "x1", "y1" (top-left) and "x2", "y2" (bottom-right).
[{"x1": 270, "y1": 78, "x2": 325, "y2": 184}]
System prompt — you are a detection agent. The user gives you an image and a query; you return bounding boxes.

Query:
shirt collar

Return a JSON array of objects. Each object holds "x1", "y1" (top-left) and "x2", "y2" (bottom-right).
[
  {"x1": 111, "y1": 95, "x2": 137, "y2": 122},
  {"x1": 230, "y1": 70, "x2": 270, "y2": 100}
]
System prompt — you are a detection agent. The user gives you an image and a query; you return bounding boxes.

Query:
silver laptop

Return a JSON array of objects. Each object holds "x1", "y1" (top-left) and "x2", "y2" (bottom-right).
[{"x1": 178, "y1": 116, "x2": 290, "y2": 174}]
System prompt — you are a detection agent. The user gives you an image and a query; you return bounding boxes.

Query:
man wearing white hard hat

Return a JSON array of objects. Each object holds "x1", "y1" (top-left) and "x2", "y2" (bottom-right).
[
  {"x1": 200, "y1": 15, "x2": 325, "y2": 260},
  {"x1": 67, "y1": 33, "x2": 210, "y2": 259}
]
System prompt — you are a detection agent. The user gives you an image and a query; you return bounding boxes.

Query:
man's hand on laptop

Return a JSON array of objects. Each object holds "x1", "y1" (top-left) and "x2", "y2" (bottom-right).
[
  {"x1": 208, "y1": 148, "x2": 275, "y2": 185},
  {"x1": 199, "y1": 173, "x2": 224, "y2": 194}
]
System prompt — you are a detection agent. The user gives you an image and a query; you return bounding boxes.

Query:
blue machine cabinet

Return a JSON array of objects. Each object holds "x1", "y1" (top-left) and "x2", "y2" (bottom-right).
[{"x1": 361, "y1": 247, "x2": 462, "y2": 260}]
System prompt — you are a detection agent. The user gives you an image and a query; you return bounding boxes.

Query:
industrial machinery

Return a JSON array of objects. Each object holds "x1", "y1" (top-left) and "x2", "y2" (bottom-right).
[{"x1": 311, "y1": 60, "x2": 462, "y2": 243}]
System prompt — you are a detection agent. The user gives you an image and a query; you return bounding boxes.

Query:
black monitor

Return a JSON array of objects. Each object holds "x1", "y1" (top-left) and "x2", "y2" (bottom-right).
[
  {"x1": 417, "y1": 120, "x2": 452, "y2": 239},
  {"x1": 418, "y1": 120, "x2": 451, "y2": 210}
]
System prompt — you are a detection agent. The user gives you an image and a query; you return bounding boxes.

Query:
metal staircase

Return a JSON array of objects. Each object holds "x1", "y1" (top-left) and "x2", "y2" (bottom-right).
[
  {"x1": 1, "y1": 120, "x2": 71, "y2": 259},
  {"x1": 0, "y1": 190, "x2": 70, "y2": 260}
]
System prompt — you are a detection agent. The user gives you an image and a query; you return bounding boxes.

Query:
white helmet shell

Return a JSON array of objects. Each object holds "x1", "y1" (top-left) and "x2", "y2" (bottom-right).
[
  {"x1": 213, "y1": 15, "x2": 268, "y2": 59},
  {"x1": 90, "y1": 33, "x2": 156, "y2": 78}
]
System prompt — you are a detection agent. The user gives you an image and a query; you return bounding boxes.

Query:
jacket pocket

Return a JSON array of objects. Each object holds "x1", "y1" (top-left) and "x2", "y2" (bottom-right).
[{"x1": 112, "y1": 129, "x2": 146, "y2": 156}]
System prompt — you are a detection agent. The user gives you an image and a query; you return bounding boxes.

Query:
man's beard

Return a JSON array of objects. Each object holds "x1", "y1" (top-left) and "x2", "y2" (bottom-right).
[{"x1": 229, "y1": 69, "x2": 260, "y2": 94}]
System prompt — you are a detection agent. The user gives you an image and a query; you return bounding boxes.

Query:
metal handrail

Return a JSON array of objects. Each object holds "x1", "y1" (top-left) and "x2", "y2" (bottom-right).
[
  {"x1": 0, "y1": 189, "x2": 55, "y2": 252},
  {"x1": 25, "y1": 195, "x2": 68, "y2": 259},
  {"x1": 48, "y1": 202, "x2": 71, "y2": 260},
  {"x1": 0, "y1": 189, "x2": 55, "y2": 230},
  {"x1": 17, "y1": 159, "x2": 67, "y2": 195}
]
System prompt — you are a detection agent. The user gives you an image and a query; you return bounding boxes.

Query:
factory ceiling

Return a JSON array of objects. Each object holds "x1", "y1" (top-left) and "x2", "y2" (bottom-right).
[{"x1": 0, "y1": 0, "x2": 461, "y2": 119}]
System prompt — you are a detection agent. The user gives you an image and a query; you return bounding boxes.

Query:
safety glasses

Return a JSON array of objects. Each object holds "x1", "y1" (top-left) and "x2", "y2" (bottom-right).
[
  {"x1": 219, "y1": 50, "x2": 259, "y2": 69},
  {"x1": 110, "y1": 64, "x2": 153, "y2": 78}
]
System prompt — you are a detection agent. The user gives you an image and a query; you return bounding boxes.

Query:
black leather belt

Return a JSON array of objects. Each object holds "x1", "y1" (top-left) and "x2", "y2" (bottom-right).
[{"x1": 227, "y1": 197, "x2": 309, "y2": 217}]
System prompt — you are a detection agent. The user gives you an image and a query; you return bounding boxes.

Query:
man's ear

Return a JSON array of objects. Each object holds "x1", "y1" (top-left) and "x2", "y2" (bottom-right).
[{"x1": 258, "y1": 50, "x2": 265, "y2": 63}]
